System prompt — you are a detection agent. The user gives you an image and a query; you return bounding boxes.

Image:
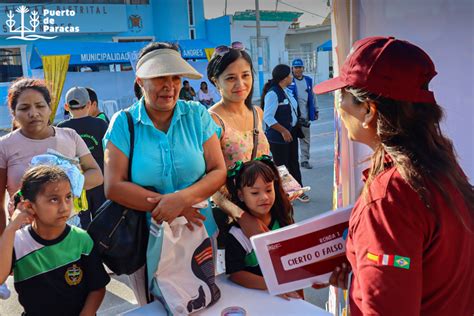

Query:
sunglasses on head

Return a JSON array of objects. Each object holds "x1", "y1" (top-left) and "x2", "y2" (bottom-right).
[{"x1": 213, "y1": 42, "x2": 245, "y2": 58}]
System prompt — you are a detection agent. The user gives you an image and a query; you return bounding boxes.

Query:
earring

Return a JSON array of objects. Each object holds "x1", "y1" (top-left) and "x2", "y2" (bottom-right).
[{"x1": 362, "y1": 122, "x2": 368, "y2": 128}]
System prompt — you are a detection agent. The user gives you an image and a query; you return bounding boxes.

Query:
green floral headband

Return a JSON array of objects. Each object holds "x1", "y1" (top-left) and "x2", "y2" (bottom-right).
[
  {"x1": 227, "y1": 160, "x2": 243, "y2": 178},
  {"x1": 227, "y1": 154, "x2": 273, "y2": 178}
]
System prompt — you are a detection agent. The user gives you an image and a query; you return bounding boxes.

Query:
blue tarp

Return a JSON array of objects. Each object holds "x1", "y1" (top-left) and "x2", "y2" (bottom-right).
[
  {"x1": 30, "y1": 39, "x2": 217, "y2": 69},
  {"x1": 317, "y1": 40, "x2": 332, "y2": 52}
]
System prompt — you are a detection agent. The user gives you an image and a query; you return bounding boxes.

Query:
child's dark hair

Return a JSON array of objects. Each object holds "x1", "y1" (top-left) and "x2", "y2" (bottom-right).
[
  {"x1": 227, "y1": 159, "x2": 294, "y2": 226},
  {"x1": 13, "y1": 165, "x2": 70, "y2": 208}
]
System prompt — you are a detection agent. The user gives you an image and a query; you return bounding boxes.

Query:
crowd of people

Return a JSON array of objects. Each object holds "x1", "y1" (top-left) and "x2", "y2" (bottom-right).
[
  {"x1": 179, "y1": 79, "x2": 216, "y2": 108},
  {"x1": 0, "y1": 36, "x2": 472, "y2": 316}
]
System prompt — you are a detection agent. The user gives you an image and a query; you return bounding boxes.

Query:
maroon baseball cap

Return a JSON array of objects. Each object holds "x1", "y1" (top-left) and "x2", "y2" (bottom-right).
[{"x1": 313, "y1": 36, "x2": 437, "y2": 103}]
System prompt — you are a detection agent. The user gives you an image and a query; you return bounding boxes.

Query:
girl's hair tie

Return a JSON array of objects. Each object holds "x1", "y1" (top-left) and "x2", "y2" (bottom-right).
[
  {"x1": 227, "y1": 160, "x2": 244, "y2": 178},
  {"x1": 227, "y1": 155, "x2": 274, "y2": 179},
  {"x1": 254, "y1": 154, "x2": 272, "y2": 163}
]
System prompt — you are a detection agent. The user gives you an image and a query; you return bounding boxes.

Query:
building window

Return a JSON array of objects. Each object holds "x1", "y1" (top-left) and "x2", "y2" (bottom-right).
[
  {"x1": 0, "y1": 47, "x2": 24, "y2": 83},
  {"x1": 187, "y1": 0, "x2": 194, "y2": 26},
  {"x1": 250, "y1": 37, "x2": 270, "y2": 72},
  {"x1": 189, "y1": 28, "x2": 195, "y2": 40}
]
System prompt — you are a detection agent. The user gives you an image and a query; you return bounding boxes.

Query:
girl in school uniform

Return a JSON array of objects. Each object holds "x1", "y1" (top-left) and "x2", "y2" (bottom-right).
[{"x1": 225, "y1": 156, "x2": 302, "y2": 300}]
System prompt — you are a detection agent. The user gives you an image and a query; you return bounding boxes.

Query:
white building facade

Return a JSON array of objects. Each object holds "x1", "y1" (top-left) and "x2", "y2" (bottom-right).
[
  {"x1": 285, "y1": 23, "x2": 332, "y2": 83},
  {"x1": 229, "y1": 10, "x2": 302, "y2": 98}
]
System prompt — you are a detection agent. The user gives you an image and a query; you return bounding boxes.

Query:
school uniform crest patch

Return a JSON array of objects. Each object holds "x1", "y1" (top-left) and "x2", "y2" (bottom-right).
[{"x1": 65, "y1": 264, "x2": 83, "y2": 286}]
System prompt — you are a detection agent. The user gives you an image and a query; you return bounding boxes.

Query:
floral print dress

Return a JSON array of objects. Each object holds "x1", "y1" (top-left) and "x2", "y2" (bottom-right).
[{"x1": 211, "y1": 110, "x2": 270, "y2": 169}]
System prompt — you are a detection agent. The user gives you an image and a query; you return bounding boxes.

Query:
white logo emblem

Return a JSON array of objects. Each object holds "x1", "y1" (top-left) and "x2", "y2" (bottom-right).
[{"x1": 6, "y1": 5, "x2": 57, "y2": 41}]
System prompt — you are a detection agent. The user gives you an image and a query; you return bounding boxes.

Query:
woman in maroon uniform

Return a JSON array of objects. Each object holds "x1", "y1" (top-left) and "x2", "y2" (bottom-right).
[{"x1": 314, "y1": 36, "x2": 473, "y2": 315}]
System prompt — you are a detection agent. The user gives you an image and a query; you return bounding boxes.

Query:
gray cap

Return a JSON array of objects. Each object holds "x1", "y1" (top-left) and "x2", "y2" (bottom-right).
[{"x1": 66, "y1": 87, "x2": 90, "y2": 108}]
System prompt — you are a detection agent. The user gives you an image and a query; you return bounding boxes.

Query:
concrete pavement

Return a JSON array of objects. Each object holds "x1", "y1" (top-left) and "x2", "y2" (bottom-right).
[
  {"x1": 0, "y1": 94, "x2": 335, "y2": 315},
  {"x1": 296, "y1": 93, "x2": 335, "y2": 308}
]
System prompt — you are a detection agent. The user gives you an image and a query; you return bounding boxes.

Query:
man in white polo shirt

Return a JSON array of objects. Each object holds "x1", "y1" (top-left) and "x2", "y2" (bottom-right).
[{"x1": 288, "y1": 59, "x2": 318, "y2": 169}]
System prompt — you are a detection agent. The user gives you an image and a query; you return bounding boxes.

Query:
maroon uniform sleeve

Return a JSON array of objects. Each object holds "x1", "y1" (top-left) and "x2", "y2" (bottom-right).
[{"x1": 351, "y1": 193, "x2": 431, "y2": 315}]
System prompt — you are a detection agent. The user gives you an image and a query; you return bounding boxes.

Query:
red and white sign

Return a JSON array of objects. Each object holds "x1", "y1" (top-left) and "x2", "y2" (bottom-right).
[{"x1": 251, "y1": 206, "x2": 351, "y2": 295}]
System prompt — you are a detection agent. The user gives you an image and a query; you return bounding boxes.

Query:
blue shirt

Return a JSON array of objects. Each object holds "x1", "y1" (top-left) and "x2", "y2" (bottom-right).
[
  {"x1": 263, "y1": 88, "x2": 298, "y2": 128},
  {"x1": 103, "y1": 98, "x2": 219, "y2": 235}
]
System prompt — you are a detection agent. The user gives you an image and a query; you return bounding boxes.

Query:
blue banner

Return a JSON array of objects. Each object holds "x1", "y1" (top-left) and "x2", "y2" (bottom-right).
[{"x1": 30, "y1": 41, "x2": 148, "y2": 68}]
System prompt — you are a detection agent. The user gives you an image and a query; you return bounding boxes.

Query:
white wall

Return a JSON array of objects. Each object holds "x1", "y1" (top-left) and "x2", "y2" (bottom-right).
[
  {"x1": 231, "y1": 20, "x2": 292, "y2": 97},
  {"x1": 316, "y1": 51, "x2": 330, "y2": 84},
  {"x1": 31, "y1": 69, "x2": 137, "y2": 122},
  {"x1": 352, "y1": 0, "x2": 474, "y2": 182},
  {"x1": 285, "y1": 26, "x2": 331, "y2": 52},
  {"x1": 1, "y1": 70, "x2": 137, "y2": 128}
]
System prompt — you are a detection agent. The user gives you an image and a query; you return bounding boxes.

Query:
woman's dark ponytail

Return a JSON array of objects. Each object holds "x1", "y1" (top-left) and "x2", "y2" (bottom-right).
[{"x1": 261, "y1": 64, "x2": 291, "y2": 109}]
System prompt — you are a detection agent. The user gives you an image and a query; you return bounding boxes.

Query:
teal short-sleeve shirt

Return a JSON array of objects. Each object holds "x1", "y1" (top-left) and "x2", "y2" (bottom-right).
[{"x1": 103, "y1": 99, "x2": 220, "y2": 235}]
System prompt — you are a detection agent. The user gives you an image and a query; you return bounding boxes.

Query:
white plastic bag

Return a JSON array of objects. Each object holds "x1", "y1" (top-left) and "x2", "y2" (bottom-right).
[
  {"x1": 277, "y1": 165, "x2": 310, "y2": 199},
  {"x1": 147, "y1": 217, "x2": 220, "y2": 315}
]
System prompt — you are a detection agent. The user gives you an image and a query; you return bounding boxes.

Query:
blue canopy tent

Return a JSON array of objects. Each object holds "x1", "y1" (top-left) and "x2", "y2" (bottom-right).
[
  {"x1": 30, "y1": 39, "x2": 217, "y2": 69},
  {"x1": 317, "y1": 40, "x2": 332, "y2": 52}
]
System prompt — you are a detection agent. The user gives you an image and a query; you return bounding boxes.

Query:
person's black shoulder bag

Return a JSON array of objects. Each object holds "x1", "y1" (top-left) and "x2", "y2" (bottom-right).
[{"x1": 88, "y1": 111, "x2": 149, "y2": 275}]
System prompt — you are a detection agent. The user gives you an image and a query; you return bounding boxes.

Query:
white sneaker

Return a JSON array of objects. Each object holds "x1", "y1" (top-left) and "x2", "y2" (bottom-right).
[
  {"x1": 0, "y1": 283, "x2": 11, "y2": 300},
  {"x1": 297, "y1": 193, "x2": 311, "y2": 203}
]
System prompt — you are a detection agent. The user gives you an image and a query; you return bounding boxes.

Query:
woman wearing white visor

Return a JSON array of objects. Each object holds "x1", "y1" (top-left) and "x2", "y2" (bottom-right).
[{"x1": 103, "y1": 42, "x2": 227, "y2": 305}]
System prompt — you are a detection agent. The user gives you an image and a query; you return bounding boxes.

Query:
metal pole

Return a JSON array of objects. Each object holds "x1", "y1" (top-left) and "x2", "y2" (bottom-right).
[
  {"x1": 224, "y1": 0, "x2": 228, "y2": 15},
  {"x1": 255, "y1": 0, "x2": 264, "y2": 97}
]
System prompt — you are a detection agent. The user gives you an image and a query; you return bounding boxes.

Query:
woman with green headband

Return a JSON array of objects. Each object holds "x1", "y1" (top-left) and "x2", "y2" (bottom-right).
[{"x1": 224, "y1": 156, "x2": 302, "y2": 300}]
